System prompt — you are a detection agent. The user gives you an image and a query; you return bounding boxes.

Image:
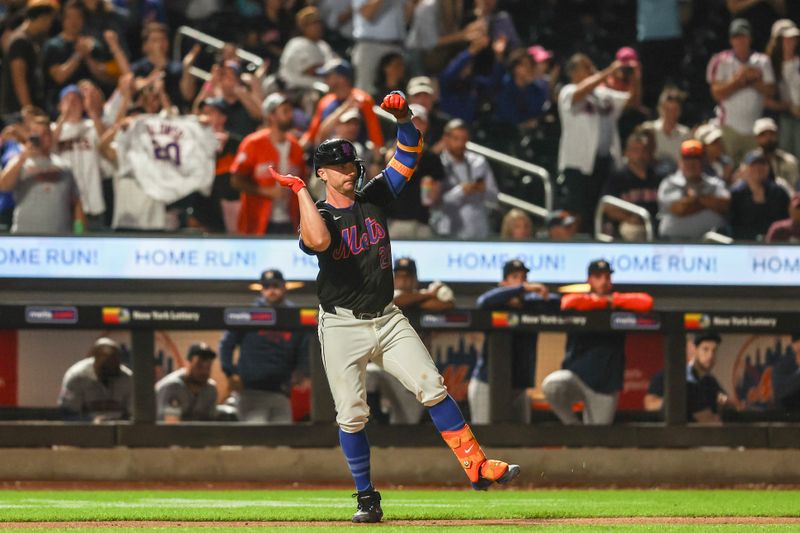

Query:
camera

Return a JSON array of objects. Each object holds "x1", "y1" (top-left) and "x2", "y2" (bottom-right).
[{"x1": 29, "y1": 135, "x2": 41, "y2": 147}]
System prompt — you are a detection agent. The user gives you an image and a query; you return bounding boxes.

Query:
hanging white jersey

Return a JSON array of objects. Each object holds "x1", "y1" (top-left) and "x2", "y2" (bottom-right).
[
  {"x1": 118, "y1": 115, "x2": 217, "y2": 204},
  {"x1": 55, "y1": 120, "x2": 105, "y2": 215}
]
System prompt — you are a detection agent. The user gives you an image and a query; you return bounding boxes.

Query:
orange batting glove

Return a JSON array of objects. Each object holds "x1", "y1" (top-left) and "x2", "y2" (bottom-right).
[
  {"x1": 380, "y1": 90, "x2": 410, "y2": 122},
  {"x1": 269, "y1": 167, "x2": 305, "y2": 194}
]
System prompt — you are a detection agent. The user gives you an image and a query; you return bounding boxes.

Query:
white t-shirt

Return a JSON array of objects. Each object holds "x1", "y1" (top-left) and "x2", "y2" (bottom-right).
[
  {"x1": 558, "y1": 83, "x2": 629, "y2": 175},
  {"x1": 706, "y1": 50, "x2": 775, "y2": 134},
  {"x1": 780, "y1": 56, "x2": 800, "y2": 108},
  {"x1": 279, "y1": 36, "x2": 336, "y2": 90},
  {"x1": 644, "y1": 118, "x2": 691, "y2": 165},
  {"x1": 116, "y1": 115, "x2": 217, "y2": 204},
  {"x1": 657, "y1": 171, "x2": 731, "y2": 239},
  {"x1": 55, "y1": 120, "x2": 105, "y2": 215}
]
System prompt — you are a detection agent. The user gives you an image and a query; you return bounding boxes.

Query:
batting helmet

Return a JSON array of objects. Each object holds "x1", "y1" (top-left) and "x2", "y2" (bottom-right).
[{"x1": 313, "y1": 138, "x2": 365, "y2": 182}]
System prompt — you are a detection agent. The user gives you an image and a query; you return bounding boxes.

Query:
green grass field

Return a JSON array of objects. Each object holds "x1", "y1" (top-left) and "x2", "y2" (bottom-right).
[{"x1": 1, "y1": 489, "x2": 799, "y2": 532}]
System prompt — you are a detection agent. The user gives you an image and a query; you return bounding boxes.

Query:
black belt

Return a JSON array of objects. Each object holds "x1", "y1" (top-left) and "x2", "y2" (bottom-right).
[{"x1": 322, "y1": 304, "x2": 385, "y2": 320}]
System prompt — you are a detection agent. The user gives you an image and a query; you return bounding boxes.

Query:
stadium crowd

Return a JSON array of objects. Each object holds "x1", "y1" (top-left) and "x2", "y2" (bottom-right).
[{"x1": 1, "y1": 0, "x2": 800, "y2": 241}]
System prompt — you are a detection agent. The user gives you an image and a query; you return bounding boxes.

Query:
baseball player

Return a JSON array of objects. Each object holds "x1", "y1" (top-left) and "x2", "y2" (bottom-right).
[{"x1": 270, "y1": 91, "x2": 519, "y2": 523}]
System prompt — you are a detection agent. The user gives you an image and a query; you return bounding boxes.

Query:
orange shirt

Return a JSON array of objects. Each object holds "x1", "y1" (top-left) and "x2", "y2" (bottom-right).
[
  {"x1": 302, "y1": 88, "x2": 384, "y2": 148},
  {"x1": 230, "y1": 128, "x2": 306, "y2": 235}
]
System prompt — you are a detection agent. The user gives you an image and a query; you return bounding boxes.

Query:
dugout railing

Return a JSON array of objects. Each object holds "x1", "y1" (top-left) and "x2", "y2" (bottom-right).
[{"x1": 0, "y1": 304, "x2": 799, "y2": 449}]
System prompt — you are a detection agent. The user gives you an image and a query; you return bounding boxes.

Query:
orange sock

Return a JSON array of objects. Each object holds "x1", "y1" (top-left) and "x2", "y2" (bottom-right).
[{"x1": 440, "y1": 424, "x2": 487, "y2": 483}]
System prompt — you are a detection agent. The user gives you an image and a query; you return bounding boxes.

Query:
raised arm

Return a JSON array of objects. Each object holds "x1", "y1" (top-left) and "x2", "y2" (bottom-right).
[
  {"x1": 269, "y1": 167, "x2": 331, "y2": 252},
  {"x1": 379, "y1": 91, "x2": 422, "y2": 197}
]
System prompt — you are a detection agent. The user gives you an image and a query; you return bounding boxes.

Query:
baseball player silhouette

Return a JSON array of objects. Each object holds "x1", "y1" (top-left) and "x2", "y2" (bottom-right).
[{"x1": 270, "y1": 91, "x2": 519, "y2": 523}]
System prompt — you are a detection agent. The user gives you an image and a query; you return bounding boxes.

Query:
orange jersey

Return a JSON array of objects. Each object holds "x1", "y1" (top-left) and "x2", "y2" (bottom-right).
[
  {"x1": 230, "y1": 128, "x2": 306, "y2": 235},
  {"x1": 302, "y1": 89, "x2": 384, "y2": 148}
]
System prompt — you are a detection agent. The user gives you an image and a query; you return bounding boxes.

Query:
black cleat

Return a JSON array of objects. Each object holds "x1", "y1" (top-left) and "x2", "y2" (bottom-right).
[{"x1": 352, "y1": 489, "x2": 383, "y2": 523}]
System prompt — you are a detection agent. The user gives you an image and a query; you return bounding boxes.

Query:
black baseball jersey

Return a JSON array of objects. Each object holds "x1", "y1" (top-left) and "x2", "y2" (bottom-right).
[{"x1": 302, "y1": 175, "x2": 396, "y2": 312}]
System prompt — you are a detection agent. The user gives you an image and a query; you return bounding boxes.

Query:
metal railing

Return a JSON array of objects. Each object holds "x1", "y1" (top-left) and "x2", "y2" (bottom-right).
[
  {"x1": 594, "y1": 195, "x2": 655, "y2": 242},
  {"x1": 703, "y1": 231, "x2": 734, "y2": 244},
  {"x1": 174, "y1": 25, "x2": 264, "y2": 68},
  {"x1": 497, "y1": 192, "x2": 549, "y2": 221}
]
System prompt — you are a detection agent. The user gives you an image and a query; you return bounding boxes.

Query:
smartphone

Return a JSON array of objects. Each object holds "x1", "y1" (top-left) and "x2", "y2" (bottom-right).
[{"x1": 29, "y1": 135, "x2": 41, "y2": 147}]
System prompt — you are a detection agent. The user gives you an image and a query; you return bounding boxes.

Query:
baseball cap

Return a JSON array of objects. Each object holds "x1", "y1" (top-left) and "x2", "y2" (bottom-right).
[
  {"x1": 27, "y1": 0, "x2": 58, "y2": 9},
  {"x1": 693, "y1": 331, "x2": 721, "y2": 346},
  {"x1": 771, "y1": 19, "x2": 797, "y2": 39},
  {"x1": 407, "y1": 76, "x2": 435, "y2": 96},
  {"x1": 680, "y1": 139, "x2": 704, "y2": 158},
  {"x1": 615, "y1": 46, "x2": 639, "y2": 65},
  {"x1": 753, "y1": 117, "x2": 778, "y2": 136},
  {"x1": 259, "y1": 269, "x2": 285, "y2": 286},
  {"x1": 784, "y1": 26, "x2": 800, "y2": 38},
  {"x1": 394, "y1": 257, "x2": 417, "y2": 277},
  {"x1": 729, "y1": 18, "x2": 751, "y2": 37},
  {"x1": 222, "y1": 60, "x2": 241, "y2": 76},
  {"x1": 743, "y1": 148, "x2": 768, "y2": 165},
  {"x1": 588, "y1": 259, "x2": 613, "y2": 275},
  {"x1": 546, "y1": 210, "x2": 576, "y2": 229},
  {"x1": 502, "y1": 259, "x2": 529, "y2": 278},
  {"x1": 408, "y1": 103, "x2": 427, "y2": 121},
  {"x1": 201, "y1": 97, "x2": 228, "y2": 113},
  {"x1": 296, "y1": 5, "x2": 321, "y2": 27},
  {"x1": 262, "y1": 92, "x2": 288, "y2": 116},
  {"x1": 316, "y1": 58, "x2": 353, "y2": 79},
  {"x1": 187, "y1": 343, "x2": 216, "y2": 360},
  {"x1": 58, "y1": 84, "x2": 80, "y2": 101},
  {"x1": 527, "y1": 45, "x2": 553, "y2": 63},
  {"x1": 338, "y1": 107, "x2": 361, "y2": 123},
  {"x1": 696, "y1": 124, "x2": 723, "y2": 145}
]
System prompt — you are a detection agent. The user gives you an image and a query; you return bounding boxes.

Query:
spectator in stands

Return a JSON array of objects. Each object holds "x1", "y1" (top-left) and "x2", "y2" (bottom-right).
[
  {"x1": 766, "y1": 192, "x2": 800, "y2": 242},
  {"x1": 557, "y1": 54, "x2": 638, "y2": 234},
  {"x1": 499, "y1": 208, "x2": 534, "y2": 240},
  {"x1": 81, "y1": 0, "x2": 129, "y2": 61},
  {"x1": 727, "y1": 0, "x2": 784, "y2": 52},
  {"x1": 132, "y1": 23, "x2": 200, "y2": 111},
  {"x1": 645, "y1": 332, "x2": 737, "y2": 423},
  {"x1": 730, "y1": 148, "x2": 789, "y2": 240},
  {"x1": 636, "y1": 0, "x2": 684, "y2": 107},
  {"x1": 301, "y1": 59, "x2": 383, "y2": 159},
  {"x1": 238, "y1": 0, "x2": 293, "y2": 64},
  {"x1": 696, "y1": 123, "x2": 735, "y2": 184},
  {"x1": 405, "y1": 0, "x2": 471, "y2": 76},
  {"x1": 765, "y1": 22, "x2": 800, "y2": 160},
  {"x1": 642, "y1": 87, "x2": 691, "y2": 173},
  {"x1": 0, "y1": 115, "x2": 86, "y2": 234},
  {"x1": 155, "y1": 343, "x2": 219, "y2": 422},
  {"x1": 194, "y1": 60, "x2": 261, "y2": 137},
  {"x1": 53, "y1": 84, "x2": 106, "y2": 230},
  {"x1": 373, "y1": 51, "x2": 407, "y2": 102},
  {"x1": 42, "y1": 1, "x2": 108, "y2": 114},
  {"x1": 319, "y1": 0, "x2": 354, "y2": 54},
  {"x1": 219, "y1": 269, "x2": 309, "y2": 424},
  {"x1": 406, "y1": 76, "x2": 447, "y2": 150},
  {"x1": 279, "y1": 6, "x2": 336, "y2": 91},
  {"x1": 753, "y1": 118, "x2": 799, "y2": 191},
  {"x1": 657, "y1": 140, "x2": 731, "y2": 240},
  {"x1": 545, "y1": 210, "x2": 578, "y2": 241},
  {"x1": 602, "y1": 132, "x2": 661, "y2": 241},
  {"x1": 472, "y1": 0, "x2": 521, "y2": 51},
  {"x1": 58, "y1": 337, "x2": 132, "y2": 421},
  {"x1": 604, "y1": 47, "x2": 646, "y2": 140},
  {"x1": 707, "y1": 18, "x2": 775, "y2": 164},
  {"x1": 351, "y1": 0, "x2": 407, "y2": 95},
  {"x1": 473, "y1": 259, "x2": 553, "y2": 424},
  {"x1": 200, "y1": 97, "x2": 242, "y2": 234},
  {"x1": 385, "y1": 103, "x2": 444, "y2": 238},
  {"x1": 773, "y1": 333, "x2": 800, "y2": 412},
  {"x1": 232, "y1": 93, "x2": 305, "y2": 236},
  {"x1": 438, "y1": 30, "x2": 505, "y2": 124},
  {"x1": 542, "y1": 260, "x2": 653, "y2": 425},
  {"x1": 436, "y1": 118, "x2": 498, "y2": 239},
  {"x1": 0, "y1": 0, "x2": 57, "y2": 116},
  {"x1": 493, "y1": 48, "x2": 549, "y2": 130}
]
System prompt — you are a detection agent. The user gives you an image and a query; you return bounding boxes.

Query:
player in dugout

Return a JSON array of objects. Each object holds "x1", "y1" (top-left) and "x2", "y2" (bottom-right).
[
  {"x1": 268, "y1": 90, "x2": 519, "y2": 523},
  {"x1": 542, "y1": 259, "x2": 653, "y2": 425}
]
